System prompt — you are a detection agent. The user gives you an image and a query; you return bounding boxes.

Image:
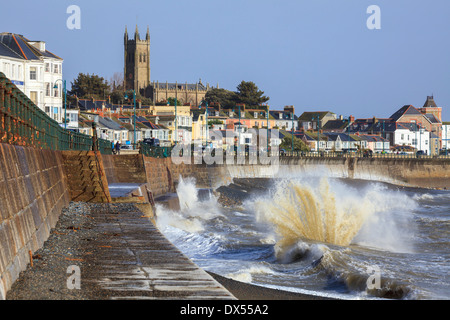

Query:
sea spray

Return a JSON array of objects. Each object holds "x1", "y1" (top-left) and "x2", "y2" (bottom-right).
[
  {"x1": 153, "y1": 176, "x2": 447, "y2": 299},
  {"x1": 156, "y1": 176, "x2": 223, "y2": 233},
  {"x1": 252, "y1": 177, "x2": 416, "y2": 259}
]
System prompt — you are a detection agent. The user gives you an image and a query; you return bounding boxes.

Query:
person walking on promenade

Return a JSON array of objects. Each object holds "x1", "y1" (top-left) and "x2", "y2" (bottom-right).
[{"x1": 115, "y1": 141, "x2": 121, "y2": 155}]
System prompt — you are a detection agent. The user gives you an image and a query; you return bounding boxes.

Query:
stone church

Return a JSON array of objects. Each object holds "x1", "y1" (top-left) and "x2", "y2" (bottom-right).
[{"x1": 124, "y1": 25, "x2": 215, "y2": 106}]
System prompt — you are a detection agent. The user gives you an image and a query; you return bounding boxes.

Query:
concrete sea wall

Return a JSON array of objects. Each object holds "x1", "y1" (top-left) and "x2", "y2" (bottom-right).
[
  {"x1": 102, "y1": 154, "x2": 449, "y2": 194},
  {"x1": 0, "y1": 144, "x2": 70, "y2": 299},
  {"x1": 209, "y1": 157, "x2": 450, "y2": 189}
]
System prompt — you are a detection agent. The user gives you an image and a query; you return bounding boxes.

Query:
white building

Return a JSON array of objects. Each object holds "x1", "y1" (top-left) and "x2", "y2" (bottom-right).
[
  {"x1": 394, "y1": 126, "x2": 430, "y2": 154},
  {"x1": 0, "y1": 33, "x2": 64, "y2": 122},
  {"x1": 442, "y1": 123, "x2": 450, "y2": 151}
]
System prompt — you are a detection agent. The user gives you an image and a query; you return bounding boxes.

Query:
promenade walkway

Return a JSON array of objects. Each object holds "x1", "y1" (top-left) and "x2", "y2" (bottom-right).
[{"x1": 6, "y1": 201, "x2": 236, "y2": 300}]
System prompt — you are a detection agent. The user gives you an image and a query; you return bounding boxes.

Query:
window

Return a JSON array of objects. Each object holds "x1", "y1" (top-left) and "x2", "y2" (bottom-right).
[
  {"x1": 70, "y1": 113, "x2": 78, "y2": 122},
  {"x1": 3, "y1": 63, "x2": 10, "y2": 77},
  {"x1": 30, "y1": 67, "x2": 37, "y2": 80},
  {"x1": 401, "y1": 134, "x2": 404, "y2": 140},
  {"x1": 45, "y1": 63, "x2": 50, "y2": 72},
  {"x1": 53, "y1": 64, "x2": 59, "y2": 74},
  {"x1": 30, "y1": 91, "x2": 38, "y2": 104},
  {"x1": 54, "y1": 84, "x2": 59, "y2": 97},
  {"x1": 46, "y1": 83, "x2": 50, "y2": 96}
]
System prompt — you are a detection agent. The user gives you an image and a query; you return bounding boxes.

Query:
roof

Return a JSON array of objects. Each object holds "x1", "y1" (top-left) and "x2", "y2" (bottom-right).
[
  {"x1": 422, "y1": 96, "x2": 438, "y2": 109},
  {"x1": 98, "y1": 117, "x2": 126, "y2": 130},
  {"x1": 322, "y1": 119, "x2": 350, "y2": 131},
  {"x1": 424, "y1": 113, "x2": 440, "y2": 123},
  {"x1": 269, "y1": 110, "x2": 298, "y2": 121},
  {"x1": 298, "y1": 111, "x2": 335, "y2": 121},
  {"x1": 359, "y1": 134, "x2": 388, "y2": 142},
  {"x1": 0, "y1": 41, "x2": 22, "y2": 59},
  {"x1": 0, "y1": 33, "x2": 62, "y2": 60},
  {"x1": 389, "y1": 105, "x2": 422, "y2": 121}
]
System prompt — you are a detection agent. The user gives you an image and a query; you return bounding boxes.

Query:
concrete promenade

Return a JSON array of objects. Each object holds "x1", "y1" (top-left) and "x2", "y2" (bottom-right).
[{"x1": 6, "y1": 200, "x2": 236, "y2": 300}]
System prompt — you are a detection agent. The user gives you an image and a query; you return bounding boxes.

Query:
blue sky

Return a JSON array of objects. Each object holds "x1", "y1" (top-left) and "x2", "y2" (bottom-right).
[{"x1": 1, "y1": 0, "x2": 449, "y2": 119}]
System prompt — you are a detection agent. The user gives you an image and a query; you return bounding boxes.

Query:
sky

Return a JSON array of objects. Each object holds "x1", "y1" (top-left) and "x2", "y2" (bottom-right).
[{"x1": 1, "y1": 0, "x2": 450, "y2": 119}]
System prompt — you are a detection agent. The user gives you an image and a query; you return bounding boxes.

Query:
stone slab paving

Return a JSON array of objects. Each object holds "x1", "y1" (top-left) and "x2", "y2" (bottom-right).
[
  {"x1": 6, "y1": 202, "x2": 236, "y2": 300},
  {"x1": 83, "y1": 204, "x2": 236, "y2": 300}
]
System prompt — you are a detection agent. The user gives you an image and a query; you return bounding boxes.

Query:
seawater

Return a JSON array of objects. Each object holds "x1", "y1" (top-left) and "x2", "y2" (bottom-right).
[{"x1": 155, "y1": 175, "x2": 450, "y2": 300}]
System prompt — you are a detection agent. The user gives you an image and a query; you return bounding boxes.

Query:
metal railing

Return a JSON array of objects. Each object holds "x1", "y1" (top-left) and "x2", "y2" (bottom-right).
[
  {"x1": 278, "y1": 150, "x2": 450, "y2": 160},
  {"x1": 0, "y1": 72, "x2": 111, "y2": 154},
  {"x1": 139, "y1": 142, "x2": 172, "y2": 158}
]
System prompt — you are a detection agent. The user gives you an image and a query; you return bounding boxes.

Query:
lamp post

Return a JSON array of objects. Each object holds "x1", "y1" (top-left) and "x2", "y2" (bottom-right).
[
  {"x1": 291, "y1": 112, "x2": 294, "y2": 153},
  {"x1": 266, "y1": 106, "x2": 269, "y2": 154},
  {"x1": 312, "y1": 114, "x2": 320, "y2": 152},
  {"x1": 199, "y1": 100, "x2": 208, "y2": 148},
  {"x1": 124, "y1": 90, "x2": 136, "y2": 149},
  {"x1": 174, "y1": 97, "x2": 178, "y2": 145},
  {"x1": 446, "y1": 124, "x2": 448, "y2": 156},
  {"x1": 238, "y1": 104, "x2": 241, "y2": 153},
  {"x1": 133, "y1": 91, "x2": 136, "y2": 149},
  {"x1": 54, "y1": 79, "x2": 66, "y2": 129}
]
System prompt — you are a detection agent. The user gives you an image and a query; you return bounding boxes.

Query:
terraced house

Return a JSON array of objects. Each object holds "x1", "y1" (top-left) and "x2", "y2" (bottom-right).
[{"x1": 0, "y1": 32, "x2": 63, "y2": 122}]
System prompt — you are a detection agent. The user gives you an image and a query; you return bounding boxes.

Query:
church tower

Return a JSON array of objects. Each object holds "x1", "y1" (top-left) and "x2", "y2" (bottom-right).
[{"x1": 124, "y1": 25, "x2": 150, "y2": 95}]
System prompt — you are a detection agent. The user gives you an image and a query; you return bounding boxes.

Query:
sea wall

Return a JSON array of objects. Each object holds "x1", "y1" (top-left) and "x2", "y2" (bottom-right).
[
  {"x1": 0, "y1": 144, "x2": 70, "y2": 299},
  {"x1": 103, "y1": 155, "x2": 449, "y2": 197},
  {"x1": 211, "y1": 157, "x2": 450, "y2": 189},
  {"x1": 102, "y1": 154, "x2": 218, "y2": 197},
  {"x1": 61, "y1": 151, "x2": 111, "y2": 203}
]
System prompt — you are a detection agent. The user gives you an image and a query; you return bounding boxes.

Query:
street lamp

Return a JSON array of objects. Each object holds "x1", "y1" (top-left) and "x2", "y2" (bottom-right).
[
  {"x1": 174, "y1": 97, "x2": 178, "y2": 145},
  {"x1": 291, "y1": 112, "x2": 294, "y2": 153},
  {"x1": 124, "y1": 90, "x2": 136, "y2": 149},
  {"x1": 266, "y1": 106, "x2": 269, "y2": 153},
  {"x1": 312, "y1": 114, "x2": 321, "y2": 152},
  {"x1": 54, "y1": 79, "x2": 66, "y2": 129},
  {"x1": 198, "y1": 100, "x2": 208, "y2": 148}
]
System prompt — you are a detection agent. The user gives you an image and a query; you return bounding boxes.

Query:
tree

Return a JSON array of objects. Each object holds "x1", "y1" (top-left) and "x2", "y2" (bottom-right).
[
  {"x1": 109, "y1": 72, "x2": 124, "y2": 90},
  {"x1": 280, "y1": 135, "x2": 309, "y2": 151},
  {"x1": 204, "y1": 88, "x2": 238, "y2": 108},
  {"x1": 68, "y1": 73, "x2": 110, "y2": 99},
  {"x1": 123, "y1": 90, "x2": 152, "y2": 105},
  {"x1": 167, "y1": 97, "x2": 183, "y2": 106},
  {"x1": 235, "y1": 81, "x2": 269, "y2": 108}
]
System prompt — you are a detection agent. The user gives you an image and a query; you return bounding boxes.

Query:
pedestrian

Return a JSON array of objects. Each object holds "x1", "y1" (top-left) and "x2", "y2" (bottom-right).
[{"x1": 115, "y1": 141, "x2": 121, "y2": 155}]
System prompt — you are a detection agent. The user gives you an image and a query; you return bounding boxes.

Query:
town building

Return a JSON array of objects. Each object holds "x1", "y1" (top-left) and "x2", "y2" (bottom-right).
[
  {"x1": 0, "y1": 32, "x2": 63, "y2": 122},
  {"x1": 269, "y1": 106, "x2": 299, "y2": 131},
  {"x1": 298, "y1": 111, "x2": 337, "y2": 131},
  {"x1": 443, "y1": 122, "x2": 450, "y2": 151}
]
